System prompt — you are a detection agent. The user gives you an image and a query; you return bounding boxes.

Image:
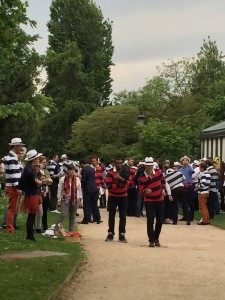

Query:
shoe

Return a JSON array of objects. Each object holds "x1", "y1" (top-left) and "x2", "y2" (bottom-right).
[
  {"x1": 78, "y1": 220, "x2": 88, "y2": 224},
  {"x1": 119, "y1": 233, "x2": 127, "y2": 243},
  {"x1": 186, "y1": 222, "x2": 190, "y2": 225},
  {"x1": 197, "y1": 221, "x2": 209, "y2": 225},
  {"x1": 96, "y1": 220, "x2": 103, "y2": 224},
  {"x1": 105, "y1": 233, "x2": 114, "y2": 241},
  {"x1": 89, "y1": 220, "x2": 94, "y2": 223},
  {"x1": 0, "y1": 225, "x2": 6, "y2": 229},
  {"x1": 163, "y1": 219, "x2": 171, "y2": 224},
  {"x1": 50, "y1": 209, "x2": 61, "y2": 213},
  {"x1": 14, "y1": 226, "x2": 19, "y2": 230},
  {"x1": 179, "y1": 217, "x2": 186, "y2": 221},
  {"x1": 36, "y1": 229, "x2": 42, "y2": 233},
  {"x1": 154, "y1": 240, "x2": 161, "y2": 247},
  {"x1": 149, "y1": 242, "x2": 155, "y2": 247},
  {"x1": 172, "y1": 222, "x2": 177, "y2": 225}
]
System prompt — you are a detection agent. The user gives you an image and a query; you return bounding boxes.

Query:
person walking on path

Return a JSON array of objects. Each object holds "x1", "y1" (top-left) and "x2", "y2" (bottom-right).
[
  {"x1": 4, "y1": 138, "x2": 25, "y2": 233},
  {"x1": 105, "y1": 158, "x2": 131, "y2": 243},
  {"x1": 139, "y1": 157, "x2": 166, "y2": 247}
]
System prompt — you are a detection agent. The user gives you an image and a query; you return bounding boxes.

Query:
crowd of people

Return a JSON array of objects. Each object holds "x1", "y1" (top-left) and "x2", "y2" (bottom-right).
[{"x1": 0, "y1": 137, "x2": 225, "y2": 247}]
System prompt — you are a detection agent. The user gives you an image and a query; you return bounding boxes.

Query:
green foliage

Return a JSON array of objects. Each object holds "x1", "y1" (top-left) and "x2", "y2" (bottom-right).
[
  {"x1": 40, "y1": 0, "x2": 114, "y2": 154},
  {"x1": 67, "y1": 105, "x2": 139, "y2": 161},
  {"x1": 191, "y1": 37, "x2": 225, "y2": 103},
  {"x1": 130, "y1": 118, "x2": 191, "y2": 161}
]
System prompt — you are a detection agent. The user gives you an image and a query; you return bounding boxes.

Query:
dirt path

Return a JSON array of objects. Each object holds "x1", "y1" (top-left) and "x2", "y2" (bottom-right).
[{"x1": 56, "y1": 209, "x2": 225, "y2": 300}]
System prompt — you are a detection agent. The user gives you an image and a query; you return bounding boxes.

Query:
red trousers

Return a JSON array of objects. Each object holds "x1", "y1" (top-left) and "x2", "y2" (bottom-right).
[{"x1": 5, "y1": 186, "x2": 20, "y2": 233}]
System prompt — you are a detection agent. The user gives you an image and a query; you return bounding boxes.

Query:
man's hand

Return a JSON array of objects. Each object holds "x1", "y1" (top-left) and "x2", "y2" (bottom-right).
[
  {"x1": 17, "y1": 189, "x2": 22, "y2": 195},
  {"x1": 57, "y1": 200, "x2": 61, "y2": 207},
  {"x1": 169, "y1": 195, "x2": 173, "y2": 201}
]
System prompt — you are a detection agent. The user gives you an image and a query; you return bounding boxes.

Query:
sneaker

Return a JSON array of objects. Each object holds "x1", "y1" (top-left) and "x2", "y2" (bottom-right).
[
  {"x1": 149, "y1": 241, "x2": 155, "y2": 247},
  {"x1": 105, "y1": 233, "x2": 114, "y2": 242},
  {"x1": 154, "y1": 240, "x2": 161, "y2": 247},
  {"x1": 119, "y1": 233, "x2": 127, "y2": 243},
  {"x1": 50, "y1": 209, "x2": 61, "y2": 213}
]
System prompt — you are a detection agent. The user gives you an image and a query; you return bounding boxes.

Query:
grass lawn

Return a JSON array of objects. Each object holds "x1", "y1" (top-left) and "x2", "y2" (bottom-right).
[
  {"x1": 194, "y1": 210, "x2": 225, "y2": 229},
  {"x1": 0, "y1": 193, "x2": 83, "y2": 300}
]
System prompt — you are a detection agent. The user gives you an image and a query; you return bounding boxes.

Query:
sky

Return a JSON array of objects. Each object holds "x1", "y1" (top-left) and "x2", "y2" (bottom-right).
[{"x1": 25, "y1": 0, "x2": 225, "y2": 95}]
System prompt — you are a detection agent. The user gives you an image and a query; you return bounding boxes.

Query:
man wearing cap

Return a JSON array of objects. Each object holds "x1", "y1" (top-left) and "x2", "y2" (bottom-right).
[
  {"x1": 138, "y1": 157, "x2": 166, "y2": 247},
  {"x1": 4, "y1": 138, "x2": 25, "y2": 233},
  {"x1": 179, "y1": 156, "x2": 195, "y2": 221}
]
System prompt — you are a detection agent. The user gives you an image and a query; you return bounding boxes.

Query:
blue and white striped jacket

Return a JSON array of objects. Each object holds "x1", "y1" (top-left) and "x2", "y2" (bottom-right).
[
  {"x1": 4, "y1": 151, "x2": 21, "y2": 187},
  {"x1": 198, "y1": 171, "x2": 211, "y2": 194}
]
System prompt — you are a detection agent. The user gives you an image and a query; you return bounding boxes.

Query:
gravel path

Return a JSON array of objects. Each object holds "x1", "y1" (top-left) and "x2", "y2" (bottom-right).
[{"x1": 56, "y1": 209, "x2": 225, "y2": 300}]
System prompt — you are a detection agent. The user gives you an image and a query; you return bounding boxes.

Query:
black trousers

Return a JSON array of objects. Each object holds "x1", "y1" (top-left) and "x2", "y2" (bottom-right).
[
  {"x1": 108, "y1": 196, "x2": 127, "y2": 235},
  {"x1": 127, "y1": 187, "x2": 138, "y2": 216},
  {"x1": 49, "y1": 181, "x2": 58, "y2": 211},
  {"x1": 42, "y1": 193, "x2": 49, "y2": 230},
  {"x1": 207, "y1": 191, "x2": 218, "y2": 219},
  {"x1": 145, "y1": 201, "x2": 164, "y2": 243},
  {"x1": 26, "y1": 213, "x2": 35, "y2": 240},
  {"x1": 185, "y1": 185, "x2": 194, "y2": 221},
  {"x1": 172, "y1": 186, "x2": 190, "y2": 223}
]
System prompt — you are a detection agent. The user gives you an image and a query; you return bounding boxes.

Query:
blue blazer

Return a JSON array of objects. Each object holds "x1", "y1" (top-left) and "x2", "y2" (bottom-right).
[{"x1": 81, "y1": 165, "x2": 98, "y2": 193}]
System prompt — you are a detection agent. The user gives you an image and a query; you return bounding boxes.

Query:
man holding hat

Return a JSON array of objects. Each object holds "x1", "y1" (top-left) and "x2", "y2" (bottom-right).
[
  {"x1": 138, "y1": 157, "x2": 166, "y2": 247},
  {"x1": 4, "y1": 138, "x2": 25, "y2": 233}
]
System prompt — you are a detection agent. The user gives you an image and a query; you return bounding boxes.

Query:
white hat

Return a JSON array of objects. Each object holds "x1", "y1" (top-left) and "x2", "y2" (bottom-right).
[
  {"x1": 180, "y1": 155, "x2": 190, "y2": 162},
  {"x1": 44, "y1": 229, "x2": 55, "y2": 236},
  {"x1": 25, "y1": 149, "x2": 42, "y2": 161},
  {"x1": 138, "y1": 161, "x2": 145, "y2": 166},
  {"x1": 144, "y1": 157, "x2": 154, "y2": 166},
  {"x1": 61, "y1": 154, "x2": 67, "y2": 159},
  {"x1": 201, "y1": 157, "x2": 207, "y2": 161},
  {"x1": 173, "y1": 161, "x2": 181, "y2": 166},
  {"x1": 9, "y1": 138, "x2": 25, "y2": 146},
  {"x1": 193, "y1": 160, "x2": 200, "y2": 166}
]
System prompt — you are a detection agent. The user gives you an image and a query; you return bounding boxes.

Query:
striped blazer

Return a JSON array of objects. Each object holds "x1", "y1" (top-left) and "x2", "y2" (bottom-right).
[{"x1": 4, "y1": 151, "x2": 21, "y2": 187}]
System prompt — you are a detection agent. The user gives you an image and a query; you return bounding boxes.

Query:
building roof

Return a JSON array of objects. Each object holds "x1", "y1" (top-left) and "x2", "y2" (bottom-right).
[{"x1": 200, "y1": 121, "x2": 225, "y2": 139}]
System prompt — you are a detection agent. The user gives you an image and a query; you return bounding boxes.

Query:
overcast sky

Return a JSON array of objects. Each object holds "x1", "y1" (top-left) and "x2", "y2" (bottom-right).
[{"x1": 26, "y1": 0, "x2": 225, "y2": 95}]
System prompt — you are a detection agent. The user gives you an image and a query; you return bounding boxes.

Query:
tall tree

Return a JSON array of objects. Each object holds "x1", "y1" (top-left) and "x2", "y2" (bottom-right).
[
  {"x1": 191, "y1": 37, "x2": 225, "y2": 104},
  {"x1": 0, "y1": 0, "x2": 53, "y2": 156},
  {"x1": 41, "y1": 0, "x2": 114, "y2": 154}
]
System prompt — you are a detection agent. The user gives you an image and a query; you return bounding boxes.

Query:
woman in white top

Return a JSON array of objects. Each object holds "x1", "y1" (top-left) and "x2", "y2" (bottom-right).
[{"x1": 55, "y1": 163, "x2": 82, "y2": 232}]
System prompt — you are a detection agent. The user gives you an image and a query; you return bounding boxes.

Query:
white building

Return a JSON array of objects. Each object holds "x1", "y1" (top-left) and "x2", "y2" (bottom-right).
[{"x1": 200, "y1": 121, "x2": 225, "y2": 162}]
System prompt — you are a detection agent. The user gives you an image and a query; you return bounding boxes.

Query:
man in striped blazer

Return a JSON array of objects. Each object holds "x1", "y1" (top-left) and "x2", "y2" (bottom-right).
[
  {"x1": 4, "y1": 138, "x2": 25, "y2": 233},
  {"x1": 138, "y1": 157, "x2": 166, "y2": 247},
  {"x1": 197, "y1": 163, "x2": 211, "y2": 225},
  {"x1": 206, "y1": 159, "x2": 219, "y2": 220}
]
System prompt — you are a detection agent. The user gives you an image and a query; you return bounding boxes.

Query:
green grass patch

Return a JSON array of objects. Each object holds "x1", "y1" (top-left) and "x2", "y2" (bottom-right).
[
  {"x1": 0, "y1": 194, "x2": 83, "y2": 300},
  {"x1": 194, "y1": 210, "x2": 225, "y2": 229}
]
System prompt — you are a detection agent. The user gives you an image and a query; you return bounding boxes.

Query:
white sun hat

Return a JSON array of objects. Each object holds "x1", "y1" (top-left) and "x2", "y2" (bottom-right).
[{"x1": 25, "y1": 149, "x2": 42, "y2": 161}]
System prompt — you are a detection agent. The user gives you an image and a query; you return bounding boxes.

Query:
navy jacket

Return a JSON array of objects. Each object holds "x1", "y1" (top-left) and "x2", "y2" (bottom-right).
[{"x1": 81, "y1": 165, "x2": 98, "y2": 194}]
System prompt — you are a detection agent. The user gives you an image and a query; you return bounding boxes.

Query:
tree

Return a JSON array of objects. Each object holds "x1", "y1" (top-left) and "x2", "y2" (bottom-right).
[
  {"x1": 191, "y1": 37, "x2": 225, "y2": 103},
  {"x1": 40, "y1": 0, "x2": 114, "y2": 154},
  {"x1": 130, "y1": 118, "x2": 192, "y2": 161},
  {"x1": 67, "y1": 105, "x2": 139, "y2": 161},
  {"x1": 0, "y1": 0, "x2": 54, "y2": 156}
]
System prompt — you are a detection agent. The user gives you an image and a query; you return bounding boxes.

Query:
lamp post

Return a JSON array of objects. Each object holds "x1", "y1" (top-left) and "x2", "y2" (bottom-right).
[{"x1": 137, "y1": 114, "x2": 145, "y2": 125}]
